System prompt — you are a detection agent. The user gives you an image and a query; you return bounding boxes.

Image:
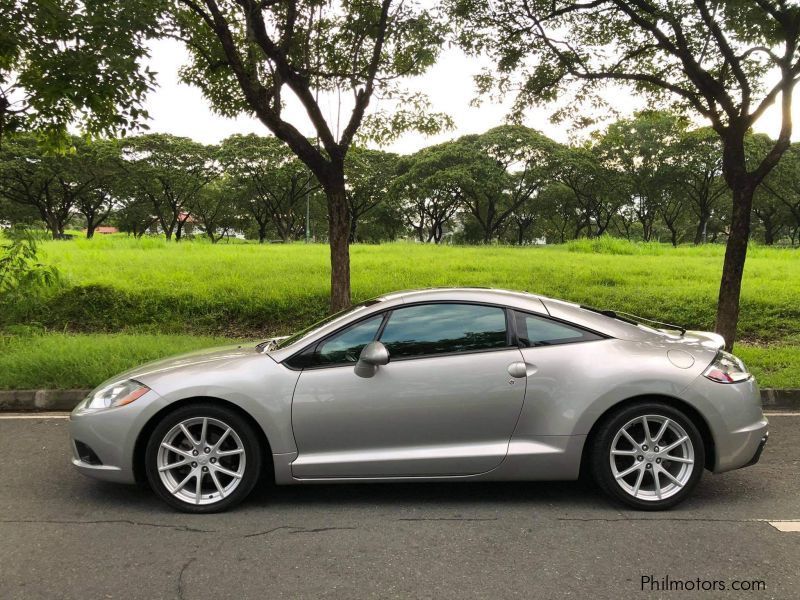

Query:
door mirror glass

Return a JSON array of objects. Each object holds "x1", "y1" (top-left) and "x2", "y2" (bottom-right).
[{"x1": 355, "y1": 341, "x2": 389, "y2": 378}]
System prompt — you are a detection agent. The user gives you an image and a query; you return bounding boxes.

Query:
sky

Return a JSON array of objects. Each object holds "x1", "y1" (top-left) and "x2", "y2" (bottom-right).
[{"x1": 141, "y1": 38, "x2": 799, "y2": 155}]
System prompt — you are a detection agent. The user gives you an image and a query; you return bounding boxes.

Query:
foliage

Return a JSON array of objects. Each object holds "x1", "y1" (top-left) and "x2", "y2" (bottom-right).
[
  {"x1": 1, "y1": 238, "x2": 798, "y2": 389},
  {"x1": 0, "y1": 332, "x2": 244, "y2": 389},
  {"x1": 0, "y1": 0, "x2": 162, "y2": 146},
  {"x1": 0, "y1": 236, "x2": 793, "y2": 347},
  {"x1": 218, "y1": 134, "x2": 317, "y2": 243},
  {"x1": 449, "y1": 0, "x2": 800, "y2": 347},
  {"x1": 121, "y1": 133, "x2": 218, "y2": 241},
  {"x1": 0, "y1": 226, "x2": 59, "y2": 301}
]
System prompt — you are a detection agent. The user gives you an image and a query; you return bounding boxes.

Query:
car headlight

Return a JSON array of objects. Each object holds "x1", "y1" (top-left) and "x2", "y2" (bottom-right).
[
  {"x1": 703, "y1": 351, "x2": 751, "y2": 384},
  {"x1": 82, "y1": 380, "x2": 150, "y2": 411}
]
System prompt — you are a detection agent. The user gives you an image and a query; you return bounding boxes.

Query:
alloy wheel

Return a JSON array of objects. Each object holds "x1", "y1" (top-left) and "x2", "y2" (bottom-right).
[
  {"x1": 156, "y1": 416, "x2": 246, "y2": 506},
  {"x1": 609, "y1": 414, "x2": 695, "y2": 501}
]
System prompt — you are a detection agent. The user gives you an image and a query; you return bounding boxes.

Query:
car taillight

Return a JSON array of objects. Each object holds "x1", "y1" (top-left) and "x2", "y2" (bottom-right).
[{"x1": 703, "y1": 350, "x2": 751, "y2": 384}]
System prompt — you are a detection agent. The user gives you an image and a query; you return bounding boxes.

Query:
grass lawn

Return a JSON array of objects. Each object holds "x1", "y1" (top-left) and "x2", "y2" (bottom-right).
[
  {"x1": 1, "y1": 235, "x2": 798, "y2": 389},
  {"x1": 0, "y1": 333, "x2": 795, "y2": 391}
]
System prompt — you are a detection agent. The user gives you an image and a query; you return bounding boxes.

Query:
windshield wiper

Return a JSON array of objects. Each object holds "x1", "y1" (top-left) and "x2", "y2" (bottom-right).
[
  {"x1": 256, "y1": 337, "x2": 288, "y2": 352},
  {"x1": 580, "y1": 305, "x2": 686, "y2": 336}
]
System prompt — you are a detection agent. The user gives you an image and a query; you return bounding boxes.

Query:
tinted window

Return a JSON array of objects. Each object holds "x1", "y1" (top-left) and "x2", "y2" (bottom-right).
[
  {"x1": 314, "y1": 314, "x2": 384, "y2": 365},
  {"x1": 379, "y1": 304, "x2": 508, "y2": 358},
  {"x1": 275, "y1": 298, "x2": 383, "y2": 349},
  {"x1": 514, "y1": 312, "x2": 603, "y2": 347}
]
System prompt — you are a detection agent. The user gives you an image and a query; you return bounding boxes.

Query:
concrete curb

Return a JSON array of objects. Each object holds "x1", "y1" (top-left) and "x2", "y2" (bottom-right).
[
  {"x1": 0, "y1": 389, "x2": 90, "y2": 412},
  {"x1": 0, "y1": 388, "x2": 799, "y2": 412}
]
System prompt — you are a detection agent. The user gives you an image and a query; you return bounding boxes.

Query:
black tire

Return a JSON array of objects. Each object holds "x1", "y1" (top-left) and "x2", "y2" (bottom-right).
[
  {"x1": 590, "y1": 401, "x2": 705, "y2": 510},
  {"x1": 145, "y1": 403, "x2": 263, "y2": 513}
]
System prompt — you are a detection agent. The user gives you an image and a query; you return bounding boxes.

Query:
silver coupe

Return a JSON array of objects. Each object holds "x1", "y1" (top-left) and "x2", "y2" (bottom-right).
[{"x1": 69, "y1": 288, "x2": 768, "y2": 512}]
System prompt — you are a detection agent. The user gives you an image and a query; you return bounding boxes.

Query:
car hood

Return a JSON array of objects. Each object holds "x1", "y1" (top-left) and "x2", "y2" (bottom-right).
[{"x1": 90, "y1": 344, "x2": 264, "y2": 392}]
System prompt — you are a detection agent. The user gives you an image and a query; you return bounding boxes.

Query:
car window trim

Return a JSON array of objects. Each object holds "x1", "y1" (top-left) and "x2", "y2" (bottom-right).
[
  {"x1": 510, "y1": 309, "x2": 611, "y2": 348},
  {"x1": 284, "y1": 300, "x2": 519, "y2": 370}
]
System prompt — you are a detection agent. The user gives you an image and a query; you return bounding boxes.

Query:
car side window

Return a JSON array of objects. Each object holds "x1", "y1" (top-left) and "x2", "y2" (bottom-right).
[
  {"x1": 314, "y1": 314, "x2": 384, "y2": 366},
  {"x1": 379, "y1": 303, "x2": 509, "y2": 359},
  {"x1": 514, "y1": 311, "x2": 603, "y2": 347}
]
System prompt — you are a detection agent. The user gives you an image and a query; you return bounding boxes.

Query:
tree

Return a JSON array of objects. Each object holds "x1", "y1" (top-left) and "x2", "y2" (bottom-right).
[
  {"x1": 191, "y1": 179, "x2": 240, "y2": 243},
  {"x1": 392, "y1": 142, "x2": 469, "y2": 243},
  {"x1": 123, "y1": 134, "x2": 217, "y2": 241},
  {"x1": 345, "y1": 148, "x2": 399, "y2": 243},
  {"x1": 452, "y1": 0, "x2": 800, "y2": 348},
  {"x1": 0, "y1": 0, "x2": 160, "y2": 147},
  {"x1": 219, "y1": 134, "x2": 318, "y2": 243},
  {"x1": 168, "y1": 0, "x2": 448, "y2": 310},
  {"x1": 759, "y1": 141, "x2": 800, "y2": 243},
  {"x1": 537, "y1": 184, "x2": 579, "y2": 243},
  {"x1": 551, "y1": 144, "x2": 623, "y2": 238},
  {"x1": 469, "y1": 125, "x2": 557, "y2": 242},
  {"x1": 597, "y1": 111, "x2": 686, "y2": 242},
  {"x1": 0, "y1": 133, "x2": 83, "y2": 238},
  {"x1": 70, "y1": 139, "x2": 124, "y2": 238},
  {"x1": 671, "y1": 127, "x2": 727, "y2": 244},
  {"x1": 114, "y1": 197, "x2": 157, "y2": 238}
]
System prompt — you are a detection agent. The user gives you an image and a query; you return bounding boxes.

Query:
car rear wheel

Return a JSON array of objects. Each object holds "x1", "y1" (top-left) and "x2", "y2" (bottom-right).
[
  {"x1": 145, "y1": 403, "x2": 262, "y2": 513},
  {"x1": 590, "y1": 402, "x2": 705, "y2": 510}
]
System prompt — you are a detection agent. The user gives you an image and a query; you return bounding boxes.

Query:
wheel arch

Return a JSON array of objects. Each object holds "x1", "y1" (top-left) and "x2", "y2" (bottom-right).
[
  {"x1": 579, "y1": 394, "x2": 716, "y2": 477},
  {"x1": 132, "y1": 396, "x2": 274, "y2": 487}
]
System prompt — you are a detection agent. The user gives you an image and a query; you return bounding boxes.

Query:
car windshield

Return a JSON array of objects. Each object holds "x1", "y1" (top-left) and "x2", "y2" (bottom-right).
[{"x1": 272, "y1": 298, "x2": 384, "y2": 350}]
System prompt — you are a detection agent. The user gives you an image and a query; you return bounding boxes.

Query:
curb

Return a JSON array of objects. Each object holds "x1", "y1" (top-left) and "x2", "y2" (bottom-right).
[
  {"x1": 760, "y1": 388, "x2": 800, "y2": 411},
  {"x1": 0, "y1": 389, "x2": 90, "y2": 412},
  {"x1": 0, "y1": 388, "x2": 799, "y2": 412}
]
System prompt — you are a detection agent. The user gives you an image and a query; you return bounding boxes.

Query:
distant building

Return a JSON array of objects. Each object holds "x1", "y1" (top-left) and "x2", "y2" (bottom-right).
[{"x1": 86, "y1": 226, "x2": 119, "y2": 235}]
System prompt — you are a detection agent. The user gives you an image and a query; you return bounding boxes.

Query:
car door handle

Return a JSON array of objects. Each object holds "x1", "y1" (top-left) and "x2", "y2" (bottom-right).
[{"x1": 508, "y1": 361, "x2": 537, "y2": 378}]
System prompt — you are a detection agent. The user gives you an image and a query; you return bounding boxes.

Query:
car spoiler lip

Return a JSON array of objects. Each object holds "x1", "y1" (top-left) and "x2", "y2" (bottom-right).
[{"x1": 579, "y1": 305, "x2": 687, "y2": 336}]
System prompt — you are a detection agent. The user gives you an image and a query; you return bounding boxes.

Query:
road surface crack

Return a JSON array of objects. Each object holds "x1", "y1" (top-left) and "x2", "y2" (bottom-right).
[
  {"x1": 243, "y1": 525, "x2": 357, "y2": 538},
  {"x1": 177, "y1": 556, "x2": 197, "y2": 600},
  {"x1": 289, "y1": 526, "x2": 357, "y2": 534},
  {"x1": 397, "y1": 517, "x2": 498, "y2": 522},
  {"x1": 0, "y1": 518, "x2": 214, "y2": 533}
]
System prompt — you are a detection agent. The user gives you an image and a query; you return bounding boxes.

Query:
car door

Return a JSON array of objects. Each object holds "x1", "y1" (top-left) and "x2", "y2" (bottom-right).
[{"x1": 290, "y1": 302, "x2": 527, "y2": 478}]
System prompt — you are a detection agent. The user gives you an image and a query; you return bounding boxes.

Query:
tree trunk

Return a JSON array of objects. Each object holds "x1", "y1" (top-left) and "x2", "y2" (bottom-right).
[
  {"x1": 325, "y1": 180, "x2": 351, "y2": 312},
  {"x1": 715, "y1": 182, "x2": 755, "y2": 350},
  {"x1": 763, "y1": 218, "x2": 775, "y2": 246},
  {"x1": 694, "y1": 211, "x2": 709, "y2": 245},
  {"x1": 348, "y1": 214, "x2": 358, "y2": 244}
]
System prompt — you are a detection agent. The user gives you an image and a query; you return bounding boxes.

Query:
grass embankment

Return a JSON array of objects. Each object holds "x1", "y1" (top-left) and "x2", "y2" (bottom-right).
[{"x1": 0, "y1": 234, "x2": 797, "y2": 389}]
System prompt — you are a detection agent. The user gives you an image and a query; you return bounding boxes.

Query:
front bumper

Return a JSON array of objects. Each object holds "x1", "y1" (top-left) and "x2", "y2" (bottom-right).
[{"x1": 68, "y1": 390, "x2": 161, "y2": 484}]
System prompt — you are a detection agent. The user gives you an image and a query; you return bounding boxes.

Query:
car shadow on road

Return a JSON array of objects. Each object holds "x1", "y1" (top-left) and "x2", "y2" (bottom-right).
[{"x1": 76, "y1": 467, "x2": 763, "y2": 516}]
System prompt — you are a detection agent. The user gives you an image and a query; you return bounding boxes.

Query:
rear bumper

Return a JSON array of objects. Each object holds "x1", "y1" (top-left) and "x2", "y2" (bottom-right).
[
  {"x1": 683, "y1": 375, "x2": 769, "y2": 473},
  {"x1": 742, "y1": 431, "x2": 769, "y2": 469}
]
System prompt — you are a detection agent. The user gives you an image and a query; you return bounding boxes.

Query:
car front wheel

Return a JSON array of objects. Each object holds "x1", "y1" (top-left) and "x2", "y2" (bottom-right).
[
  {"x1": 591, "y1": 402, "x2": 705, "y2": 510},
  {"x1": 145, "y1": 403, "x2": 262, "y2": 513}
]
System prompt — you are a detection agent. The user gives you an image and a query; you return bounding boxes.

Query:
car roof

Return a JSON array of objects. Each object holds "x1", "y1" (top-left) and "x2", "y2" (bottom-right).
[{"x1": 267, "y1": 286, "x2": 660, "y2": 362}]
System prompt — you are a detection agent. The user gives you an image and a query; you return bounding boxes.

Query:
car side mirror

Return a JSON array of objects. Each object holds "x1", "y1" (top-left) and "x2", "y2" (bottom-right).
[{"x1": 354, "y1": 341, "x2": 389, "y2": 378}]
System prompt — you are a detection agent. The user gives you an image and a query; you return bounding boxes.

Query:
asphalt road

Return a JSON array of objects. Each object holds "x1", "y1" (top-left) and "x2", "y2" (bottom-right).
[{"x1": 1, "y1": 414, "x2": 798, "y2": 600}]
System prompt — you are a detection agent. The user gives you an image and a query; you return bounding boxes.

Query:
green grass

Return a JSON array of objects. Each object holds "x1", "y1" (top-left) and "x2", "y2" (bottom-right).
[
  {"x1": 736, "y1": 344, "x2": 800, "y2": 390},
  {"x1": 0, "y1": 332, "x2": 245, "y2": 389},
  {"x1": 1, "y1": 235, "x2": 798, "y2": 389},
  {"x1": 0, "y1": 332, "x2": 794, "y2": 391},
  {"x1": 17, "y1": 236, "x2": 799, "y2": 341}
]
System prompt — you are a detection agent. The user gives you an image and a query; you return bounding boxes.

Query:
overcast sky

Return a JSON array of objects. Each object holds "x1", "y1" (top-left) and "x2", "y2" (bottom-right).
[{"x1": 141, "y1": 39, "x2": 799, "y2": 155}]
